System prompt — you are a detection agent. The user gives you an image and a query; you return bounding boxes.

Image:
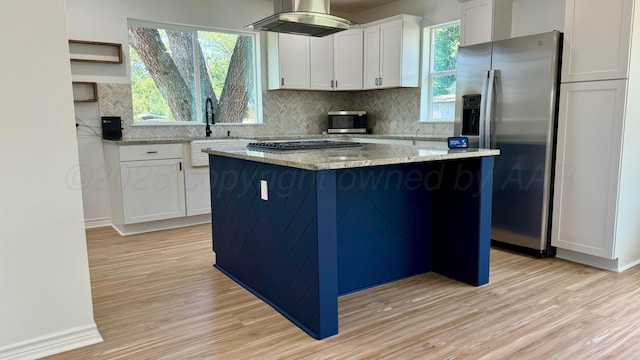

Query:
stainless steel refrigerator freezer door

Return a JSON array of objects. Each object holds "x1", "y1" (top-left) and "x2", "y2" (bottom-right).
[
  {"x1": 489, "y1": 31, "x2": 561, "y2": 251},
  {"x1": 454, "y1": 42, "x2": 492, "y2": 148}
]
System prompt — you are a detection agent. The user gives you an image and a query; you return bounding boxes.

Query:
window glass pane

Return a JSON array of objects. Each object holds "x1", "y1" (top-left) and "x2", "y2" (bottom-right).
[
  {"x1": 431, "y1": 74, "x2": 456, "y2": 120},
  {"x1": 432, "y1": 24, "x2": 459, "y2": 73},
  {"x1": 128, "y1": 22, "x2": 260, "y2": 125},
  {"x1": 198, "y1": 31, "x2": 256, "y2": 124},
  {"x1": 129, "y1": 27, "x2": 196, "y2": 122},
  {"x1": 420, "y1": 20, "x2": 460, "y2": 122}
]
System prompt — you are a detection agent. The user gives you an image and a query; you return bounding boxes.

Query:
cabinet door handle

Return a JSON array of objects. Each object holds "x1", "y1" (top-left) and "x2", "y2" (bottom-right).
[
  {"x1": 147, "y1": 151, "x2": 158, "y2": 154},
  {"x1": 379, "y1": 77, "x2": 382, "y2": 86},
  {"x1": 281, "y1": 77, "x2": 285, "y2": 86},
  {"x1": 331, "y1": 80, "x2": 334, "y2": 88},
  {"x1": 179, "y1": 161, "x2": 182, "y2": 171},
  {"x1": 375, "y1": 78, "x2": 378, "y2": 86},
  {"x1": 335, "y1": 80, "x2": 338, "y2": 88}
]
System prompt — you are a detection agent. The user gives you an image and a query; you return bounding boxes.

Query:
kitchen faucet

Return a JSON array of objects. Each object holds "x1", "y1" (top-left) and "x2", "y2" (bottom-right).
[{"x1": 205, "y1": 97, "x2": 214, "y2": 137}]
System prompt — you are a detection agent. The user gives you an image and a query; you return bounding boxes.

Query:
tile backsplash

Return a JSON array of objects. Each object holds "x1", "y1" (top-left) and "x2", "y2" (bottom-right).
[{"x1": 97, "y1": 83, "x2": 453, "y2": 139}]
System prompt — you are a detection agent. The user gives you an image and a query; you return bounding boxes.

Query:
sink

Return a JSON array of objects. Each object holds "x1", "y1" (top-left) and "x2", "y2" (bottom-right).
[{"x1": 190, "y1": 139, "x2": 254, "y2": 166}]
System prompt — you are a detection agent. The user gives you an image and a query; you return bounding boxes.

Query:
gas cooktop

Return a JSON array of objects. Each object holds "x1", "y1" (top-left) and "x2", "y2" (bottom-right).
[{"x1": 247, "y1": 140, "x2": 362, "y2": 151}]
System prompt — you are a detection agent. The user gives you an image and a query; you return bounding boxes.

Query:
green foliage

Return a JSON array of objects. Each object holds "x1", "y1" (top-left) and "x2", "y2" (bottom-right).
[
  {"x1": 130, "y1": 27, "x2": 255, "y2": 122},
  {"x1": 129, "y1": 47, "x2": 173, "y2": 121},
  {"x1": 432, "y1": 23, "x2": 460, "y2": 96},
  {"x1": 198, "y1": 31, "x2": 238, "y2": 98}
]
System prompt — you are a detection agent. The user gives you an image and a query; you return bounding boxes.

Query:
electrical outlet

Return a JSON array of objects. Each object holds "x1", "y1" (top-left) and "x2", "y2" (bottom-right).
[{"x1": 260, "y1": 180, "x2": 268, "y2": 201}]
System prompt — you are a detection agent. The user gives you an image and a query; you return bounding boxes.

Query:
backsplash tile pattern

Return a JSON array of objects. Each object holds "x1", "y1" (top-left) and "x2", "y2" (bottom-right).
[
  {"x1": 97, "y1": 83, "x2": 453, "y2": 139},
  {"x1": 352, "y1": 88, "x2": 454, "y2": 137}
]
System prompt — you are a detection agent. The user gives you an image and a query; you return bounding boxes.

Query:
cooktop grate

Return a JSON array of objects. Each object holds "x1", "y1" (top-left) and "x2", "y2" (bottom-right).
[{"x1": 246, "y1": 140, "x2": 362, "y2": 151}]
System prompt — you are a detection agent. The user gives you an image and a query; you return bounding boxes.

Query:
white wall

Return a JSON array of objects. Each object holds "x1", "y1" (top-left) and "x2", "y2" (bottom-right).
[
  {"x1": 511, "y1": 0, "x2": 565, "y2": 37},
  {"x1": 66, "y1": 0, "x2": 273, "y2": 84},
  {"x1": 65, "y1": 0, "x2": 273, "y2": 224},
  {"x1": 68, "y1": 0, "x2": 565, "y2": 224},
  {"x1": 348, "y1": 0, "x2": 565, "y2": 37},
  {"x1": 344, "y1": 0, "x2": 460, "y2": 25},
  {"x1": 0, "y1": 0, "x2": 102, "y2": 358}
]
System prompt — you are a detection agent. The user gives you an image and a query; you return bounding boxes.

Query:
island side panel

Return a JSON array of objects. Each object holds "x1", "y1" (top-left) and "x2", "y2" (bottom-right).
[
  {"x1": 208, "y1": 155, "x2": 338, "y2": 339},
  {"x1": 335, "y1": 163, "x2": 433, "y2": 295},
  {"x1": 431, "y1": 156, "x2": 494, "y2": 286},
  {"x1": 315, "y1": 170, "x2": 339, "y2": 339}
]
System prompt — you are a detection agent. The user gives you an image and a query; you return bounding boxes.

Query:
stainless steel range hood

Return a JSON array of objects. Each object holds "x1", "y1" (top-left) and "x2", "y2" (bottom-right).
[{"x1": 246, "y1": 0, "x2": 354, "y2": 37}]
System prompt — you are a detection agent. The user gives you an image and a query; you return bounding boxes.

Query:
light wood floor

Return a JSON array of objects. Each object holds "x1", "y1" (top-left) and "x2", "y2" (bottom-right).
[{"x1": 44, "y1": 224, "x2": 640, "y2": 359}]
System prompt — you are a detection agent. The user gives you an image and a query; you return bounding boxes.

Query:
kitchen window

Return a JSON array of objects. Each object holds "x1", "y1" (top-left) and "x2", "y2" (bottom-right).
[
  {"x1": 128, "y1": 20, "x2": 261, "y2": 124},
  {"x1": 420, "y1": 21, "x2": 460, "y2": 122}
]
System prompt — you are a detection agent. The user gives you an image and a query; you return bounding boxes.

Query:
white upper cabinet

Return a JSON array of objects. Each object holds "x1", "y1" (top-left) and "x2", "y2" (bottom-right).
[
  {"x1": 363, "y1": 15, "x2": 421, "y2": 90},
  {"x1": 333, "y1": 29, "x2": 364, "y2": 90},
  {"x1": 268, "y1": 33, "x2": 310, "y2": 90},
  {"x1": 460, "y1": 0, "x2": 512, "y2": 46},
  {"x1": 309, "y1": 29, "x2": 364, "y2": 91},
  {"x1": 310, "y1": 35, "x2": 335, "y2": 90},
  {"x1": 562, "y1": 0, "x2": 633, "y2": 82},
  {"x1": 363, "y1": 25, "x2": 381, "y2": 89}
]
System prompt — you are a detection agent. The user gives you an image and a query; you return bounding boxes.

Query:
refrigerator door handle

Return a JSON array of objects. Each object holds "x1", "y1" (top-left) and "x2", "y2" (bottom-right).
[
  {"x1": 479, "y1": 70, "x2": 490, "y2": 148},
  {"x1": 484, "y1": 69, "x2": 497, "y2": 148}
]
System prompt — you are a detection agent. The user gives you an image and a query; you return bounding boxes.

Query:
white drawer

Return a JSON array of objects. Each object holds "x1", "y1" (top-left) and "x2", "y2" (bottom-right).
[{"x1": 119, "y1": 143, "x2": 183, "y2": 161}]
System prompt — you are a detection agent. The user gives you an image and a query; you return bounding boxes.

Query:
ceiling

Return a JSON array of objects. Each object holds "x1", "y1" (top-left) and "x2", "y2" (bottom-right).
[{"x1": 330, "y1": 0, "x2": 399, "y2": 13}]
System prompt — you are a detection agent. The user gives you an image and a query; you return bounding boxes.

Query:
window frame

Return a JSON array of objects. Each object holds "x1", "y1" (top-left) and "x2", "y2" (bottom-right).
[
  {"x1": 419, "y1": 20, "x2": 460, "y2": 123},
  {"x1": 127, "y1": 19, "x2": 262, "y2": 126}
]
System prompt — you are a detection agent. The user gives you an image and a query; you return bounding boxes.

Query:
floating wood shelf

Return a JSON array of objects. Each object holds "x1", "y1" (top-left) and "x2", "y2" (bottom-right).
[
  {"x1": 69, "y1": 39, "x2": 123, "y2": 64},
  {"x1": 72, "y1": 82, "x2": 98, "y2": 102}
]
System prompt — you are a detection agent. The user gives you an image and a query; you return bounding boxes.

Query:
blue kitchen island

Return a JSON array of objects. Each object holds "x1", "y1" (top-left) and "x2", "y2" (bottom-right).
[{"x1": 204, "y1": 141, "x2": 499, "y2": 339}]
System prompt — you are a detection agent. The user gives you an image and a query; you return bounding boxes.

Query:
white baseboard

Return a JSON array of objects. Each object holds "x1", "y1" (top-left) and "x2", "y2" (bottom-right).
[
  {"x1": 111, "y1": 214, "x2": 211, "y2": 236},
  {"x1": 0, "y1": 323, "x2": 102, "y2": 360},
  {"x1": 84, "y1": 217, "x2": 111, "y2": 229},
  {"x1": 556, "y1": 248, "x2": 621, "y2": 272}
]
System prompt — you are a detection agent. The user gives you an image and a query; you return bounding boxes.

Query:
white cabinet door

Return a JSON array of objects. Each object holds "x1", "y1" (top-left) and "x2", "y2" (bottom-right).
[
  {"x1": 120, "y1": 158, "x2": 186, "y2": 224},
  {"x1": 460, "y1": 0, "x2": 512, "y2": 47},
  {"x1": 277, "y1": 33, "x2": 310, "y2": 89},
  {"x1": 363, "y1": 16, "x2": 420, "y2": 90},
  {"x1": 562, "y1": 0, "x2": 633, "y2": 82},
  {"x1": 310, "y1": 35, "x2": 334, "y2": 90},
  {"x1": 185, "y1": 168, "x2": 211, "y2": 216},
  {"x1": 460, "y1": 0, "x2": 493, "y2": 47},
  {"x1": 379, "y1": 19, "x2": 403, "y2": 89},
  {"x1": 334, "y1": 29, "x2": 363, "y2": 90},
  {"x1": 363, "y1": 25, "x2": 381, "y2": 90},
  {"x1": 552, "y1": 80, "x2": 626, "y2": 258}
]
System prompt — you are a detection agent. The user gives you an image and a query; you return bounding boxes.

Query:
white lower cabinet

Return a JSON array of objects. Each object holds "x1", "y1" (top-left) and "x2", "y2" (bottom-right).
[
  {"x1": 552, "y1": 80, "x2": 626, "y2": 260},
  {"x1": 120, "y1": 158, "x2": 186, "y2": 224},
  {"x1": 185, "y1": 168, "x2": 211, "y2": 216},
  {"x1": 104, "y1": 142, "x2": 210, "y2": 235}
]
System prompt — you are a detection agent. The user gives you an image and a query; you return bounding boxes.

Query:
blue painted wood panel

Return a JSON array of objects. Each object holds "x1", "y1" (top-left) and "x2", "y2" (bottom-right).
[
  {"x1": 209, "y1": 154, "x2": 494, "y2": 339},
  {"x1": 335, "y1": 164, "x2": 432, "y2": 295},
  {"x1": 209, "y1": 155, "x2": 338, "y2": 339},
  {"x1": 431, "y1": 157, "x2": 493, "y2": 286}
]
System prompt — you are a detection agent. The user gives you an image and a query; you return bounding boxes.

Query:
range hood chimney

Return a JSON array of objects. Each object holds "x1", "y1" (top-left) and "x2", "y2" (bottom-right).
[{"x1": 246, "y1": 0, "x2": 355, "y2": 37}]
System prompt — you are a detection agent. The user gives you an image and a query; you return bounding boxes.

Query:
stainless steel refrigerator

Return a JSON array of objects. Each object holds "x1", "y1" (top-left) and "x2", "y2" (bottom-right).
[{"x1": 454, "y1": 31, "x2": 562, "y2": 257}]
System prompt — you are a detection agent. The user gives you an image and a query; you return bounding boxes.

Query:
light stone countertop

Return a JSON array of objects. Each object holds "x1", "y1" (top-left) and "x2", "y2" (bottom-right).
[
  {"x1": 202, "y1": 142, "x2": 499, "y2": 171},
  {"x1": 102, "y1": 133, "x2": 448, "y2": 145}
]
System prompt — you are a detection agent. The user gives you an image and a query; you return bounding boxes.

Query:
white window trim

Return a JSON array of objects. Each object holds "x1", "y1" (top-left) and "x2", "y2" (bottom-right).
[
  {"x1": 420, "y1": 20, "x2": 459, "y2": 123},
  {"x1": 127, "y1": 19, "x2": 262, "y2": 125}
]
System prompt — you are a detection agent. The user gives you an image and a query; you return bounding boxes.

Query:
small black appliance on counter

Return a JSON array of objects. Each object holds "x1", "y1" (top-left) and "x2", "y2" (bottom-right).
[{"x1": 101, "y1": 116, "x2": 122, "y2": 140}]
